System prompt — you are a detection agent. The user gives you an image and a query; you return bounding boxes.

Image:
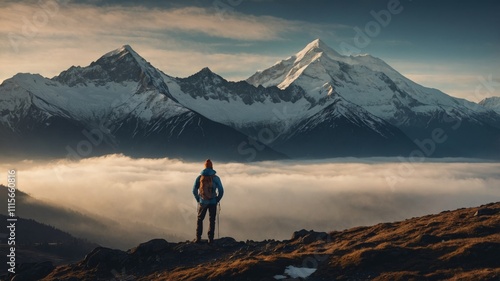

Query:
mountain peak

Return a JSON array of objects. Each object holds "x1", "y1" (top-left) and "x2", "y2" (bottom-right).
[
  {"x1": 247, "y1": 39, "x2": 345, "y2": 90},
  {"x1": 103, "y1": 44, "x2": 138, "y2": 58},
  {"x1": 296, "y1": 38, "x2": 343, "y2": 62},
  {"x1": 184, "y1": 66, "x2": 225, "y2": 84},
  {"x1": 307, "y1": 38, "x2": 327, "y2": 49},
  {"x1": 107, "y1": 44, "x2": 131, "y2": 54},
  {"x1": 199, "y1": 67, "x2": 214, "y2": 74},
  {"x1": 122, "y1": 44, "x2": 133, "y2": 51},
  {"x1": 53, "y1": 45, "x2": 156, "y2": 86}
]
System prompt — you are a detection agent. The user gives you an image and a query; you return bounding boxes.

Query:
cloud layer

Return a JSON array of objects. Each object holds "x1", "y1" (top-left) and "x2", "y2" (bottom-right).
[{"x1": 1, "y1": 155, "x2": 499, "y2": 249}]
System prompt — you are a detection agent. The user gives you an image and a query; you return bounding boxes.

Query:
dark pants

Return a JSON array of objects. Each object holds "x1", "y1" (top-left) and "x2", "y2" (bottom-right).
[{"x1": 196, "y1": 203, "x2": 217, "y2": 241}]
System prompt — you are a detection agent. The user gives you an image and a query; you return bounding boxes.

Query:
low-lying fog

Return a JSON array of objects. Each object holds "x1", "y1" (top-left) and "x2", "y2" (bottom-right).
[{"x1": 1, "y1": 155, "x2": 499, "y2": 250}]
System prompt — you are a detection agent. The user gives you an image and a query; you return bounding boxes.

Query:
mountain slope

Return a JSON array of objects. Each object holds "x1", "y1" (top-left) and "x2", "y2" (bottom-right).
[
  {"x1": 248, "y1": 39, "x2": 500, "y2": 158},
  {"x1": 278, "y1": 94, "x2": 416, "y2": 158},
  {"x1": 480, "y1": 96, "x2": 500, "y2": 114},
  {"x1": 23, "y1": 202, "x2": 500, "y2": 281},
  {"x1": 168, "y1": 66, "x2": 416, "y2": 158}
]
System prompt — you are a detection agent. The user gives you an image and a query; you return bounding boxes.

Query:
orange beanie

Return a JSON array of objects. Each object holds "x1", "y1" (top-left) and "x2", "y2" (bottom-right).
[{"x1": 204, "y1": 159, "x2": 213, "y2": 169}]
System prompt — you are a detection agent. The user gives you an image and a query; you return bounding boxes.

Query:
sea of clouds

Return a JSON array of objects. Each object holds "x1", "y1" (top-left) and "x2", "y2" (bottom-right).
[{"x1": 1, "y1": 155, "x2": 499, "y2": 249}]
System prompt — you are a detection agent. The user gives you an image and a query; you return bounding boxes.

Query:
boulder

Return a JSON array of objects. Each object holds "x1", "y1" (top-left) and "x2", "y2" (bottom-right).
[
  {"x1": 129, "y1": 239, "x2": 170, "y2": 256},
  {"x1": 214, "y1": 237, "x2": 238, "y2": 247},
  {"x1": 291, "y1": 229, "x2": 309, "y2": 241},
  {"x1": 291, "y1": 229, "x2": 330, "y2": 244},
  {"x1": 83, "y1": 247, "x2": 128, "y2": 269},
  {"x1": 474, "y1": 208, "x2": 497, "y2": 216}
]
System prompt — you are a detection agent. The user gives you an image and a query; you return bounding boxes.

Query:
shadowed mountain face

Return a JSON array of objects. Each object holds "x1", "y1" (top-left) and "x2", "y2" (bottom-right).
[{"x1": 12, "y1": 202, "x2": 499, "y2": 281}]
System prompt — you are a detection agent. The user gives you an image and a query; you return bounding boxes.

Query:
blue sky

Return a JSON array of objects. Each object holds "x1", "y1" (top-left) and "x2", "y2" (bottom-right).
[{"x1": 1, "y1": 0, "x2": 499, "y2": 101}]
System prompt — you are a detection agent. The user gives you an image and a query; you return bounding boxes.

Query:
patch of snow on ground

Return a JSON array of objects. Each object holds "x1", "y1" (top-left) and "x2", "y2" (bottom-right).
[{"x1": 274, "y1": 265, "x2": 317, "y2": 279}]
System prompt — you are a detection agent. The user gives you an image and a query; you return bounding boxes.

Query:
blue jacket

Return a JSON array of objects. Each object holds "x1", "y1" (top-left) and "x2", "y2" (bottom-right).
[{"x1": 193, "y1": 168, "x2": 224, "y2": 205}]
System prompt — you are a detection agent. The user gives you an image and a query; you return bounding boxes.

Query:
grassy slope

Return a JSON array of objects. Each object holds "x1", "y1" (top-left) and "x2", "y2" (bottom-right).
[{"x1": 37, "y1": 202, "x2": 500, "y2": 281}]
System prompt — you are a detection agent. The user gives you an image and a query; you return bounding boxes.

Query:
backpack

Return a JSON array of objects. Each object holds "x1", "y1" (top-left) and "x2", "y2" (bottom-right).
[{"x1": 199, "y1": 175, "x2": 215, "y2": 200}]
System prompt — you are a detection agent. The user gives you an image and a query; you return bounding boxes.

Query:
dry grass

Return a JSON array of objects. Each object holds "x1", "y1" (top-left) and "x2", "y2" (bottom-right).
[{"x1": 39, "y1": 202, "x2": 499, "y2": 281}]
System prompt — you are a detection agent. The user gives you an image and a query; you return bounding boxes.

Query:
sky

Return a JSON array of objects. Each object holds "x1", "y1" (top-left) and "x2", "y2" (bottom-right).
[
  {"x1": 1, "y1": 155, "x2": 499, "y2": 249},
  {"x1": 0, "y1": 0, "x2": 499, "y2": 101}
]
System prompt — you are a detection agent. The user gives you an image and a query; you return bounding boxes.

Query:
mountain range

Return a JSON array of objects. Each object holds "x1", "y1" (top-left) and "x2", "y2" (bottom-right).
[{"x1": 1, "y1": 39, "x2": 499, "y2": 160}]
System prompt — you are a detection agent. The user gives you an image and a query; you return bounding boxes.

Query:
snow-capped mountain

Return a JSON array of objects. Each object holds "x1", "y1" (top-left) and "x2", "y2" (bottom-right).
[
  {"x1": 171, "y1": 66, "x2": 416, "y2": 158},
  {"x1": 248, "y1": 39, "x2": 500, "y2": 158},
  {"x1": 248, "y1": 39, "x2": 493, "y2": 125},
  {"x1": 1, "y1": 40, "x2": 499, "y2": 160},
  {"x1": 0, "y1": 46, "x2": 284, "y2": 161},
  {"x1": 480, "y1": 97, "x2": 500, "y2": 114}
]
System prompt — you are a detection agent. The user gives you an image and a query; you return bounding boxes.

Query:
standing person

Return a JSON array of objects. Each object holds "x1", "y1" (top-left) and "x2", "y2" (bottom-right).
[{"x1": 192, "y1": 159, "x2": 224, "y2": 244}]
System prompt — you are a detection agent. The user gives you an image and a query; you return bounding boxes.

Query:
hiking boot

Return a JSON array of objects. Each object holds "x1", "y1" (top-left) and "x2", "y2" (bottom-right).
[
  {"x1": 193, "y1": 238, "x2": 202, "y2": 244},
  {"x1": 208, "y1": 238, "x2": 214, "y2": 245}
]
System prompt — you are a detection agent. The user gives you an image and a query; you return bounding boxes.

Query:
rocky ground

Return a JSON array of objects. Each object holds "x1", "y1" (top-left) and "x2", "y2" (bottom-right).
[{"x1": 8, "y1": 202, "x2": 500, "y2": 281}]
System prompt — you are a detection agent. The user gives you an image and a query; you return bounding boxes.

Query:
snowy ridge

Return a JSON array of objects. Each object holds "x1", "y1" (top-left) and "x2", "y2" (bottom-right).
[
  {"x1": 164, "y1": 69, "x2": 323, "y2": 134},
  {"x1": 479, "y1": 96, "x2": 500, "y2": 114},
  {"x1": 0, "y1": 73, "x2": 187, "y2": 129}
]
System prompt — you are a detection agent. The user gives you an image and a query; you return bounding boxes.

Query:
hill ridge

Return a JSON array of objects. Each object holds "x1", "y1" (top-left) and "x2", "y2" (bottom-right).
[{"x1": 10, "y1": 202, "x2": 499, "y2": 281}]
